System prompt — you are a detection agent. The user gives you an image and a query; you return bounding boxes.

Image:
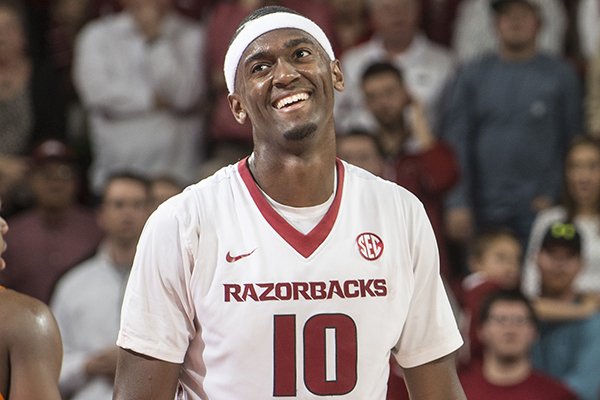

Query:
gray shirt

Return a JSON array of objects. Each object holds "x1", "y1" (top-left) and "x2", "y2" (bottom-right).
[{"x1": 443, "y1": 52, "x2": 582, "y2": 229}]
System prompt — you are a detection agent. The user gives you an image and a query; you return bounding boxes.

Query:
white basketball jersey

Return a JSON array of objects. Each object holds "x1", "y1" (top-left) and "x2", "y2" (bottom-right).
[{"x1": 118, "y1": 158, "x2": 462, "y2": 399}]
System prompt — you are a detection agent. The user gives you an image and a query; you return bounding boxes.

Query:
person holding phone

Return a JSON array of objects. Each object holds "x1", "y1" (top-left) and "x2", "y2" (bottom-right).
[{"x1": 359, "y1": 60, "x2": 462, "y2": 298}]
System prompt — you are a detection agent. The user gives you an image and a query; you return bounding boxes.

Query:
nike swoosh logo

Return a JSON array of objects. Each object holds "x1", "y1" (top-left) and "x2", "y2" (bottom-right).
[{"x1": 226, "y1": 249, "x2": 256, "y2": 263}]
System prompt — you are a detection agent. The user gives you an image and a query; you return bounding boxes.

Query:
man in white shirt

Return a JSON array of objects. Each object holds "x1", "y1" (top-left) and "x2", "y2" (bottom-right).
[
  {"x1": 334, "y1": 0, "x2": 456, "y2": 134},
  {"x1": 51, "y1": 172, "x2": 151, "y2": 400},
  {"x1": 73, "y1": 0, "x2": 206, "y2": 194}
]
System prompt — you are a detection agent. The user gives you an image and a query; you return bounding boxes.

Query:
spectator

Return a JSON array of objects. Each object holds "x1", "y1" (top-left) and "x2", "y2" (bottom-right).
[
  {"x1": 51, "y1": 172, "x2": 151, "y2": 400},
  {"x1": 443, "y1": 0, "x2": 582, "y2": 248},
  {"x1": 420, "y1": 0, "x2": 462, "y2": 48},
  {"x1": 587, "y1": 43, "x2": 600, "y2": 138},
  {"x1": 523, "y1": 136, "x2": 600, "y2": 297},
  {"x1": 149, "y1": 174, "x2": 183, "y2": 211},
  {"x1": 531, "y1": 222, "x2": 600, "y2": 399},
  {"x1": 459, "y1": 290, "x2": 577, "y2": 399},
  {"x1": 461, "y1": 229, "x2": 522, "y2": 362},
  {"x1": 0, "y1": 139, "x2": 103, "y2": 303},
  {"x1": 73, "y1": 0, "x2": 207, "y2": 195},
  {"x1": 334, "y1": 0, "x2": 456, "y2": 134},
  {"x1": 329, "y1": 0, "x2": 372, "y2": 56},
  {"x1": 0, "y1": 0, "x2": 68, "y2": 216},
  {"x1": 336, "y1": 130, "x2": 385, "y2": 177},
  {"x1": 46, "y1": 0, "x2": 94, "y2": 103},
  {"x1": 0, "y1": 207, "x2": 63, "y2": 400},
  {"x1": 452, "y1": 0, "x2": 567, "y2": 63},
  {"x1": 360, "y1": 61, "x2": 461, "y2": 294}
]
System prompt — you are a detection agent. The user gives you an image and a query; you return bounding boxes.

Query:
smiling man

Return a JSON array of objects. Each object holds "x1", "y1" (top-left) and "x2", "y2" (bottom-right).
[{"x1": 112, "y1": 6, "x2": 465, "y2": 400}]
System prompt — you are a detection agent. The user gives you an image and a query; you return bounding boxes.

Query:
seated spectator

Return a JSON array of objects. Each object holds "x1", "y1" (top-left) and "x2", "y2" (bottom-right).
[
  {"x1": 150, "y1": 174, "x2": 183, "y2": 211},
  {"x1": 531, "y1": 222, "x2": 600, "y2": 399},
  {"x1": 360, "y1": 61, "x2": 460, "y2": 294},
  {"x1": 452, "y1": 0, "x2": 567, "y2": 63},
  {"x1": 0, "y1": 139, "x2": 103, "y2": 303},
  {"x1": 0, "y1": 0, "x2": 68, "y2": 216},
  {"x1": 334, "y1": 0, "x2": 456, "y2": 134},
  {"x1": 0, "y1": 206, "x2": 63, "y2": 400},
  {"x1": 51, "y1": 172, "x2": 151, "y2": 400},
  {"x1": 73, "y1": 0, "x2": 207, "y2": 195},
  {"x1": 336, "y1": 130, "x2": 385, "y2": 177},
  {"x1": 523, "y1": 136, "x2": 600, "y2": 298},
  {"x1": 461, "y1": 229, "x2": 522, "y2": 362},
  {"x1": 459, "y1": 290, "x2": 577, "y2": 399},
  {"x1": 196, "y1": 139, "x2": 250, "y2": 181}
]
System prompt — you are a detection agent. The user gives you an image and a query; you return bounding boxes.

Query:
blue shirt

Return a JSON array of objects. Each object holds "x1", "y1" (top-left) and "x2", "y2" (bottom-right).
[
  {"x1": 532, "y1": 311, "x2": 600, "y2": 400},
  {"x1": 442, "y1": 52, "x2": 582, "y2": 232}
]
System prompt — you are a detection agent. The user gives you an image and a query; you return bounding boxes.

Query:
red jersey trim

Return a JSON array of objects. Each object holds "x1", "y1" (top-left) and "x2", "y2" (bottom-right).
[{"x1": 238, "y1": 157, "x2": 344, "y2": 258}]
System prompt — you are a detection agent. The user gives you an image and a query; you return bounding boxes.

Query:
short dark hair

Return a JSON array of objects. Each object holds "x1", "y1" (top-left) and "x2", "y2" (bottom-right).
[
  {"x1": 479, "y1": 289, "x2": 539, "y2": 328},
  {"x1": 361, "y1": 61, "x2": 403, "y2": 85},
  {"x1": 469, "y1": 228, "x2": 521, "y2": 261},
  {"x1": 101, "y1": 171, "x2": 151, "y2": 203},
  {"x1": 336, "y1": 129, "x2": 385, "y2": 158}
]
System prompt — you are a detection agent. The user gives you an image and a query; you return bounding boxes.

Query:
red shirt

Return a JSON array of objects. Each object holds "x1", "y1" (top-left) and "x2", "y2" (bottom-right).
[
  {"x1": 462, "y1": 275, "x2": 503, "y2": 361},
  {"x1": 389, "y1": 141, "x2": 461, "y2": 294},
  {"x1": 0, "y1": 207, "x2": 103, "y2": 303},
  {"x1": 459, "y1": 361, "x2": 578, "y2": 400}
]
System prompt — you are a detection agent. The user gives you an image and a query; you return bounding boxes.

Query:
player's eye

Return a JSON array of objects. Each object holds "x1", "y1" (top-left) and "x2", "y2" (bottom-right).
[
  {"x1": 295, "y1": 49, "x2": 311, "y2": 59},
  {"x1": 251, "y1": 63, "x2": 269, "y2": 74}
]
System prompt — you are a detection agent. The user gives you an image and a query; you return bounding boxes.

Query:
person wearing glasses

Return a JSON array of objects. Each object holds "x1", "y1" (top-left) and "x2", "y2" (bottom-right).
[{"x1": 459, "y1": 289, "x2": 576, "y2": 399}]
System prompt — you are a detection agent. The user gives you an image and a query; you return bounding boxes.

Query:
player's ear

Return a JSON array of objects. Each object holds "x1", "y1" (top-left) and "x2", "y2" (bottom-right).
[
  {"x1": 228, "y1": 94, "x2": 248, "y2": 125},
  {"x1": 331, "y1": 59, "x2": 344, "y2": 92}
]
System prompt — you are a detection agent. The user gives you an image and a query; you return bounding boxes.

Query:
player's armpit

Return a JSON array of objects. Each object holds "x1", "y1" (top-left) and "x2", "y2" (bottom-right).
[
  {"x1": 113, "y1": 347, "x2": 182, "y2": 400},
  {"x1": 402, "y1": 353, "x2": 466, "y2": 400}
]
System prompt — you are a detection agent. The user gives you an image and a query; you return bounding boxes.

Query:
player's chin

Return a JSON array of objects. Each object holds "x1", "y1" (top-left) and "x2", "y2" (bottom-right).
[{"x1": 283, "y1": 123, "x2": 318, "y2": 141}]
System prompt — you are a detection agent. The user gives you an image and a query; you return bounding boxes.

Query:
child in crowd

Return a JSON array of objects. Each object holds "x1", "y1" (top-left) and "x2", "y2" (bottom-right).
[{"x1": 460, "y1": 229, "x2": 522, "y2": 362}]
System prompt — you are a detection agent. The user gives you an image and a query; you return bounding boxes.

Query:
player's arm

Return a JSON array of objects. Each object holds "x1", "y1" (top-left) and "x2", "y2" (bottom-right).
[
  {"x1": 113, "y1": 347, "x2": 181, "y2": 400},
  {"x1": 7, "y1": 292, "x2": 62, "y2": 400},
  {"x1": 403, "y1": 354, "x2": 466, "y2": 400}
]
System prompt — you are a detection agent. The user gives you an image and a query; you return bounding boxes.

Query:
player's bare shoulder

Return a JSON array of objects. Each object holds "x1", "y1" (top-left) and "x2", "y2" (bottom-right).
[{"x1": 0, "y1": 288, "x2": 60, "y2": 345}]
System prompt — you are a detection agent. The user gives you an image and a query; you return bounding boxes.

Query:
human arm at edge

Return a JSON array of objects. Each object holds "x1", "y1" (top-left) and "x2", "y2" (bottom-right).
[
  {"x1": 113, "y1": 347, "x2": 181, "y2": 400},
  {"x1": 403, "y1": 353, "x2": 466, "y2": 400},
  {"x1": 7, "y1": 292, "x2": 62, "y2": 400}
]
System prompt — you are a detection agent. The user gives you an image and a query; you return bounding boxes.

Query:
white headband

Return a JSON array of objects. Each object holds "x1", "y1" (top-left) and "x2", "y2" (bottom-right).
[{"x1": 224, "y1": 12, "x2": 335, "y2": 94}]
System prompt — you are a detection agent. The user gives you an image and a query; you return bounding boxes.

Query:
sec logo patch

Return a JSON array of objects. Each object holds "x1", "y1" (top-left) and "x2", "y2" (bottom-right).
[{"x1": 356, "y1": 232, "x2": 384, "y2": 261}]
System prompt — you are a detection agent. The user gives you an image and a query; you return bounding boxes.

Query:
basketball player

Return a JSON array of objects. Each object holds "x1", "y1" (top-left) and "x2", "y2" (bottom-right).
[
  {"x1": 0, "y1": 210, "x2": 63, "y2": 400},
  {"x1": 113, "y1": 6, "x2": 466, "y2": 399}
]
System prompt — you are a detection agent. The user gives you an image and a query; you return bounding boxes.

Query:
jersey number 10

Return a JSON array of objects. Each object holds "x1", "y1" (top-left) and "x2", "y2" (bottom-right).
[{"x1": 273, "y1": 313, "x2": 358, "y2": 396}]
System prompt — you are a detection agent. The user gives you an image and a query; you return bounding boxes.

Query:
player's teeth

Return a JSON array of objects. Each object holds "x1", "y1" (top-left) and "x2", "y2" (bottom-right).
[{"x1": 276, "y1": 93, "x2": 308, "y2": 109}]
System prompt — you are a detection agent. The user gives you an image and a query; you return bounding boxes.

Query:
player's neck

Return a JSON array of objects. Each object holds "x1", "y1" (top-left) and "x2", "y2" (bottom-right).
[{"x1": 248, "y1": 151, "x2": 337, "y2": 208}]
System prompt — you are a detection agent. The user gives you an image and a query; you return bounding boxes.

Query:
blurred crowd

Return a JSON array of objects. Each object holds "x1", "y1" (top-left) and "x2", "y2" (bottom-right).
[{"x1": 1, "y1": 0, "x2": 600, "y2": 399}]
